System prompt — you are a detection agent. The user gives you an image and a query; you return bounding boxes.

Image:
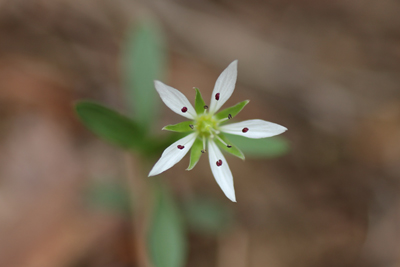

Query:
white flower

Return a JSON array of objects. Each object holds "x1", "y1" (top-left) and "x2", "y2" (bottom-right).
[{"x1": 148, "y1": 60, "x2": 287, "y2": 202}]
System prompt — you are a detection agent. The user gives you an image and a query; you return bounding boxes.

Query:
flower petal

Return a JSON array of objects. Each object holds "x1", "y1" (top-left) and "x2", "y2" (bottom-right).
[
  {"x1": 220, "y1": 119, "x2": 287, "y2": 139},
  {"x1": 208, "y1": 139, "x2": 236, "y2": 202},
  {"x1": 149, "y1": 133, "x2": 197, "y2": 176},
  {"x1": 154, "y1": 80, "x2": 196, "y2": 119},
  {"x1": 209, "y1": 60, "x2": 238, "y2": 114}
]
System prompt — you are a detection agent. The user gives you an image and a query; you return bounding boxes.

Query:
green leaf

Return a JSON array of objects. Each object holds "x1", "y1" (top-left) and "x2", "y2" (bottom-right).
[
  {"x1": 187, "y1": 138, "x2": 203, "y2": 170},
  {"x1": 214, "y1": 100, "x2": 249, "y2": 121},
  {"x1": 123, "y1": 22, "x2": 166, "y2": 130},
  {"x1": 75, "y1": 101, "x2": 144, "y2": 149},
  {"x1": 182, "y1": 196, "x2": 234, "y2": 234},
  {"x1": 224, "y1": 134, "x2": 289, "y2": 158},
  {"x1": 215, "y1": 134, "x2": 244, "y2": 159},
  {"x1": 163, "y1": 121, "x2": 195, "y2": 132},
  {"x1": 149, "y1": 184, "x2": 187, "y2": 267},
  {"x1": 194, "y1": 88, "x2": 206, "y2": 114}
]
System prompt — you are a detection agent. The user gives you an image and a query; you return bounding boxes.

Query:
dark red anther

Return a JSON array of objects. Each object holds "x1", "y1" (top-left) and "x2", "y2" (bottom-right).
[
  {"x1": 215, "y1": 93, "x2": 220, "y2": 100},
  {"x1": 227, "y1": 145, "x2": 232, "y2": 148},
  {"x1": 216, "y1": 159, "x2": 223, "y2": 167},
  {"x1": 181, "y1": 107, "x2": 188, "y2": 113},
  {"x1": 242, "y1": 127, "x2": 249, "y2": 133},
  {"x1": 177, "y1": 145, "x2": 185, "y2": 149}
]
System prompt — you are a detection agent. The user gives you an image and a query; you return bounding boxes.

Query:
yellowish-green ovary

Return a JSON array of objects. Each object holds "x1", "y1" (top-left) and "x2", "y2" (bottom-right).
[{"x1": 195, "y1": 113, "x2": 219, "y2": 138}]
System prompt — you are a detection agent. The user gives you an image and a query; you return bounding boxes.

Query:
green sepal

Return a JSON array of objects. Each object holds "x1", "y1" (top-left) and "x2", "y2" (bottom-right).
[
  {"x1": 194, "y1": 88, "x2": 207, "y2": 115},
  {"x1": 215, "y1": 134, "x2": 245, "y2": 160},
  {"x1": 187, "y1": 138, "x2": 203, "y2": 170},
  {"x1": 163, "y1": 121, "x2": 195, "y2": 132},
  {"x1": 214, "y1": 100, "x2": 249, "y2": 121}
]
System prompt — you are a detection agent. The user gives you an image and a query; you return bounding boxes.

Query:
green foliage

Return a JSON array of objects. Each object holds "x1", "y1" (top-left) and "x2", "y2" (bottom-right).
[
  {"x1": 182, "y1": 196, "x2": 234, "y2": 234},
  {"x1": 149, "y1": 184, "x2": 187, "y2": 267},
  {"x1": 187, "y1": 138, "x2": 203, "y2": 170},
  {"x1": 123, "y1": 22, "x2": 166, "y2": 131},
  {"x1": 214, "y1": 100, "x2": 249, "y2": 121},
  {"x1": 163, "y1": 121, "x2": 195, "y2": 132},
  {"x1": 75, "y1": 101, "x2": 145, "y2": 150},
  {"x1": 194, "y1": 88, "x2": 206, "y2": 114},
  {"x1": 225, "y1": 134, "x2": 289, "y2": 158}
]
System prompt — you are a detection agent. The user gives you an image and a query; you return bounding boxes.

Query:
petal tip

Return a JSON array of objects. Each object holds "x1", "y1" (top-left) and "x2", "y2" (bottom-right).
[
  {"x1": 154, "y1": 80, "x2": 164, "y2": 92},
  {"x1": 228, "y1": 194, "x2": 237, "y2": 202},
  {"x1": 148, "y1": 165, "x2": 163, "y2": 176},
  {"x1": 228, "y1": 60, "x2": 238, "y2": 71},
  {"x1": 148, "y1": 168, "x2": 162, "y2": 177}
]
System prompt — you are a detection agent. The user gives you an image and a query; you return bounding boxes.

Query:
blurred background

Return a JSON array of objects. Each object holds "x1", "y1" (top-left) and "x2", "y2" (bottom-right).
[{"x1": 1, "y1": 0, "x2": 400, "y2": 266}]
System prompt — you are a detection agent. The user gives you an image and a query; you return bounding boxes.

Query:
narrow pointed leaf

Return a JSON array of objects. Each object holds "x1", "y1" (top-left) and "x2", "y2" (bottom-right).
[
  {"x1": 225, "y1": 134, "x2": 289, "y2": 158},
  {"x1": 123, "y1": 22, "x2": 166, "y2": 130},
  {"x1": 215, "y1": 134, "x2": 245, "y2": 160},
  {"x1": 149, "y1": 184, "x2": 187, "y2": 267},
  {"x1": 187, "y1": 138, "x2": 203, "y2": 170},
  {"x1": 194, "y1": 88, "x2": 206, "y2": 114},
  {"x1": 75, "y1": 101, "x2": 144, "y2": 149},
  {"x1": 163, "y1": 121, "x2": 195, "y2": 132},
  {"x1": 214, "y1": 100, "x2": 249, "y2": 121}
]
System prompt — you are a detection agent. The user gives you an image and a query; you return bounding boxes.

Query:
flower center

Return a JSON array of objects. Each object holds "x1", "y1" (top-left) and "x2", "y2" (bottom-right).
[{"x1": 195, "y1": 113, "x2": 218, "y2": 138}]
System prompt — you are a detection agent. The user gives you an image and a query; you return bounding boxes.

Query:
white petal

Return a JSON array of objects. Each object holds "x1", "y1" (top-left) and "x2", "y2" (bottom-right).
[
  {"x1": 208, "y1": 140, "x2": 236, "y2": 202},
  {"x1": 154, "y1": 80, "x2": 196, "y2": 119},
  {"x1": 209, "y1": 60, "x2": 238, "y2": 114},
  {"x1": 149, "y1": 133, "x2": 197, "y2": 176},
  {"x1": 220, "y1": 119, "x2": 287, "y2": 138}
]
